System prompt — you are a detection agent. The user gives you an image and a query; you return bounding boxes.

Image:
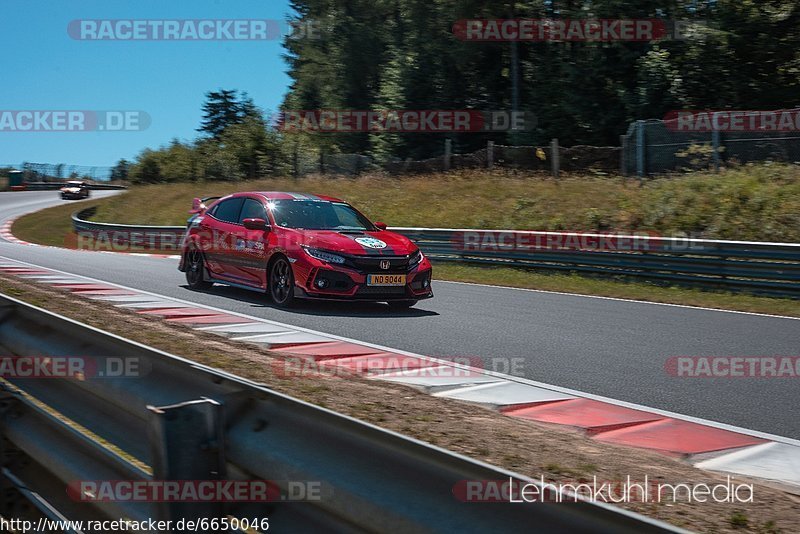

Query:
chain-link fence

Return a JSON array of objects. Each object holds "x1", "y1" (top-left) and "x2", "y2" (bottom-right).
[
  {"x1": 295, "y1": 142, "x2": 620, "y2": 176},
  {"x1": 621, "y1": 110, "x2": 800, "y2": 176},
  {"x1": 1, "y1": 162, "x2": 114, "y2": 182}
]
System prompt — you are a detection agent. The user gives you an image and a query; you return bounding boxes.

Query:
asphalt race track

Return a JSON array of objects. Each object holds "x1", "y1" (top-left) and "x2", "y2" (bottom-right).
[{"x1": 1, "y1": 191, "x2": 798, "y2": 439}]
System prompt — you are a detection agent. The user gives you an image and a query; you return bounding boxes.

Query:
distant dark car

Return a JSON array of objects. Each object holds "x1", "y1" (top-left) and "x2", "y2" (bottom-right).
[{"x1": 60, "y1": 181, "x2": 91, "y2": 200}]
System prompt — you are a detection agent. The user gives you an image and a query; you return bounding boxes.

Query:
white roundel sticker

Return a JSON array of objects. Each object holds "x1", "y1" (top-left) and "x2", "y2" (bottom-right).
[{"x1": 355, "y1": 237, "x2": 387, "y2": 249}]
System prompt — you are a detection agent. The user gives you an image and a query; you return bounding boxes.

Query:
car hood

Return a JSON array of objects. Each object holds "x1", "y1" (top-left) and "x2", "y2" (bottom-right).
[
  {"x1": 288, "y1": 229, "x2": 417, "y2": 256},
  {"x1": 62, "y1": 188, "x2": 81, "y2": 193}
]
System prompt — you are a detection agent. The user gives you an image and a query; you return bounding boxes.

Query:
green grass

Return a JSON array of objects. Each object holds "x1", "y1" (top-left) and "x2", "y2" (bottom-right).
[
  {"x1": 10, "y1": 164, "x2": 800, "y2": 316},
  {"x1": 12, "y1": 198, "x2": 108, "y2": 247},
  {"x1": 82, "y1": 164, "x2": 800, "y2": 242}
]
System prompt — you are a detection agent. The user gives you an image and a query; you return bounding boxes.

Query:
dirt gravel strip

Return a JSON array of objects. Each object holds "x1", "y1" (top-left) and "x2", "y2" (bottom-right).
[{"x1": 0, "y1": 272, "x2": 798, "y2": 532}]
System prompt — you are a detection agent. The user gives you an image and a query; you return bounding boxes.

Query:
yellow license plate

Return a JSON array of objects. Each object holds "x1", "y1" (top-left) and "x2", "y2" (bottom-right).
[{"x1": 367, "y1": 274, "x2": 406, "y2": 286}]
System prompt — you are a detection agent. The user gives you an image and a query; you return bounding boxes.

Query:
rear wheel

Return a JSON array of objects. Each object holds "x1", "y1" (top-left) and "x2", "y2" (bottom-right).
[
  {"x1": 185, "y1": 248, "x2": 213, "y2": 290},
  {"x1": 269, "y1": 257, "x2": 295, "y2": 307},
  {"x1": 388, "y1": 300, "x2": 417, "y2": 310}
]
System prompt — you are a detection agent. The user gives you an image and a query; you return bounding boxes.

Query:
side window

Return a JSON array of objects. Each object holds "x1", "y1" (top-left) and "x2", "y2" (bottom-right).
[
  {"x1": 211, "y1": 197, "x2": 244, "y2": 224},
  {"x1": 238, "y1": 198, "x2": 267, "y2": 223}
]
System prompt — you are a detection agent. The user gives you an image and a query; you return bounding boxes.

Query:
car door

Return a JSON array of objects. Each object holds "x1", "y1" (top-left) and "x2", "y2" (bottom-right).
[
  {"x1": 202, "y1": 196, "x2": 245, "y2": 281},
  {"x1": 234, "y1": 197, "x2": 271, "y2": 287}
]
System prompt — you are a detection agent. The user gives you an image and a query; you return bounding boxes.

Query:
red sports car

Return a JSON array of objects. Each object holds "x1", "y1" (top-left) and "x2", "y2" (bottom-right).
[{"x1": 178, "y1": 192, "x2": 433, "y2": 308}]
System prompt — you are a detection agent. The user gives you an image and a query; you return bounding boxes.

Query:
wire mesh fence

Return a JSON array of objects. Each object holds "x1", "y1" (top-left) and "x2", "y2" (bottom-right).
[
  {"x1": 621, "y1": 109, "x2": 800, "y2": 176},
  {"x1": 1, "y1": 162, "x2": 114, "y2": 182},
  {"x1": 296, "y1": 142, "x2": 620, "y2": 176}
]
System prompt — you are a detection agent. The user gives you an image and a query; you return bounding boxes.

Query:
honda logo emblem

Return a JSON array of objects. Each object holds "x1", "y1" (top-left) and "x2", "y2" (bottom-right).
[{"x1": 379, "y1": 260, "x2": 391, "y2": 270}]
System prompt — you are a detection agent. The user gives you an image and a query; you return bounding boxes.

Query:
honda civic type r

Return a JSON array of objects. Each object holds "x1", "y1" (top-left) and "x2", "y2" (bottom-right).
[{"x1": 178, "y1": 192, "x2": 433, "y2": 308}]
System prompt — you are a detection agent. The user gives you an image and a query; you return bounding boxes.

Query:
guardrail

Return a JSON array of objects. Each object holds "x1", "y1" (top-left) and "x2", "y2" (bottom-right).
[
  {"x1": 21, "y1": 182, "x2": 127, "y2": 191},
  {"x1": 0, "y1": 294, "x2": 677, "y2": 533},
  {"x1": 72, "y1": 207, "x2": 186, "y2": 250},
  {"x1": 71, "y1": 207, "x2": 800, "y2": 297},
  {"x1": 396, "y1": 228, "x2": 800, "y2": 298}
]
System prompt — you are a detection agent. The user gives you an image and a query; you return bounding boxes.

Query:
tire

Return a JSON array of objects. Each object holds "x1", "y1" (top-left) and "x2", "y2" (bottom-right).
[
  {"x1": 185, "y1": 248, "x2": 213, "y2": 290},
  {"x1": 388, "y1": 300, "x2": 417, "y2": 310},
  {"x1": 269, "y1": 256, "x2": 295, "y2": 307}
]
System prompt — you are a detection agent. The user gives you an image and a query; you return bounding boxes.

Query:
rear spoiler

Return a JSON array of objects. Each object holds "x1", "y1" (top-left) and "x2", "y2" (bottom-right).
[{"x1": 189, "y1": 196, "x2": 222, "y2": 215}]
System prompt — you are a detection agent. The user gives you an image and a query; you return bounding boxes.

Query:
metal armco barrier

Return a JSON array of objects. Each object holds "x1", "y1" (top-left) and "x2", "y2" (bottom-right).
[
  {"x1": 21, "y1": 182, "x2": 127, "y2": 191},
  {"x1": 0, "y1": 294, "x2": 680, "y2": 533},
  {"x1": 72, "y1": 207, "x2": 185, "y2": 251},
  {"x1": 72, "y1": 207, "x2": 800, "y2": 297},
  {"x1": 395, "y1": 228, "x2": 800, "y2": 297}
]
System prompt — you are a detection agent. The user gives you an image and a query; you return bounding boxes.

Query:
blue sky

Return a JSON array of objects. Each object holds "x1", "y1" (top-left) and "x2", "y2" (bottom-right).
[{"x1": 0, "y1": 0, "x2": 293, "y2": 166}]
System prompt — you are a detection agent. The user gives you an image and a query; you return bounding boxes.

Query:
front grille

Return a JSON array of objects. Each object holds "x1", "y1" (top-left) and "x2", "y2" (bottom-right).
[{"x1": 345, "y1": 255, "x2": 411, "y2": 273}]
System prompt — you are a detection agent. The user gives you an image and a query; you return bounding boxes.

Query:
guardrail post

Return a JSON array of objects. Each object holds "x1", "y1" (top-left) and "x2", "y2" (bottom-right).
[
  {"x1": 292, "y1": 142, "x2": 299, "y2": 179},
  {"x1": 551, "y1": 138, "x2": 560, "y2": 178},
  {"x1": 620, "y1": 134, "x2": 627, "y2": 177},
  {"x1": 487, "y1": 141, "x2": 494, "y2": 170},
  {"x1": 711, "y1": 113, "x2": 722, "y2": 172},
  {"x1": 636, "y1": 120, "x2": 646, "y2": 178},
  {"x1": 444, "y1": 139, "x2": 452, "y2": 171},
  {"x1": 148, "y1": 398, "x2": 227, "y2": 531}
]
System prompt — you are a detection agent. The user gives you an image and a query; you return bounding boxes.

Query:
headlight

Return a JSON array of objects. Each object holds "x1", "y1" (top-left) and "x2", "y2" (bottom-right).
[
  {"x1": 303, "y1": 247, "x2": 346, "y2": 264},
  {"x1": 409, "y1": 249, "x2": 424, "y2": 266}
]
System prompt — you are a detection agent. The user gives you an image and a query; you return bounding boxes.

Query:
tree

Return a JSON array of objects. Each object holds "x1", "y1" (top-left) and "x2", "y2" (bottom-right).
[
  {"x1": 110, "y1": 159, "x2": 130, "y2": 181},
  {"x1": 129, "y1": 150, "x2": 163, "y2": 184},
  {"x1": 197, "y1": 89, "x2": 260, "y2": 138}
]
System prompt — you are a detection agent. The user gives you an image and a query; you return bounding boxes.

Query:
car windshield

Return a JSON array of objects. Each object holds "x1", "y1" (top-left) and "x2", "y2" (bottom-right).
[{"x1": 269, "y1": 199, "x2": 375, "y2": 231}]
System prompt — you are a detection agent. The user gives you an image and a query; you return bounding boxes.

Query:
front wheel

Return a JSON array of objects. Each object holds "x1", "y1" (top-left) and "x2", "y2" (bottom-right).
[
  {"x1": 387, "y1": 300, "x2": 417, "y2": 310},
  {"x1": 185, "y1": 248, "x2": 213, "y2": 290},
  {"x1": 269, "y1": 257, "x2": 295, "y2": 307}
]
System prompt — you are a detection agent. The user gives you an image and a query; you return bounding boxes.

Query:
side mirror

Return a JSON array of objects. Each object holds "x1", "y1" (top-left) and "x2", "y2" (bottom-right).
[
  {"x1": 374, "y1": 221, "x2": 388, "y2": 230},
  {"x1": 243, "y1": 218, "x2": 270, "y2": 231}
]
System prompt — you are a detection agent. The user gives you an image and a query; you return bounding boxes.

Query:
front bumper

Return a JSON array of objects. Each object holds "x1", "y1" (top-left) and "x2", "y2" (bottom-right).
[
  {"x1": 292, "y1": 252, "x2": 434, "y2": 302},
  {"x1": 295, "y1": 284, "x2": 434, "y2": 302}
]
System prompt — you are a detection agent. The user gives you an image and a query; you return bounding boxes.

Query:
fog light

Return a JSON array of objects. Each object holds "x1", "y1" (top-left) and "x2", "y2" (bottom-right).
[
  {"x1": 316, "y1": 278, "x2": 329, "y2": 289},
  {"x1": 422, "y1": 278, "x2": 429, "y2": 288}
]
